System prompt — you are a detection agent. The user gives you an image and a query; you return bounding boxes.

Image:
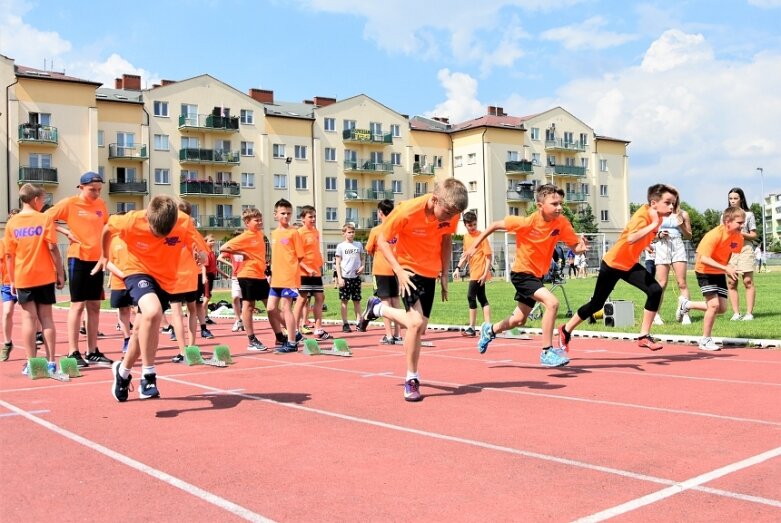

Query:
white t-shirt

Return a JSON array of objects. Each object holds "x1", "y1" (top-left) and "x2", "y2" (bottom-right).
[{"x1": 335, "y1": 240, "x2": 364, "y2": 278}]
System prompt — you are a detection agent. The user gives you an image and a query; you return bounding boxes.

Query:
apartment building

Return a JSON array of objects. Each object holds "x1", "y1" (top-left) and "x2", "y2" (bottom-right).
[{"x1": 763, "y1": 192, "x2": 781, "y2": 245}]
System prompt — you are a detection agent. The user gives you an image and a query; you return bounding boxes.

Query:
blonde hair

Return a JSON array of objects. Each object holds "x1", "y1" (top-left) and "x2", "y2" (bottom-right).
[{"x1": 434, "y1": 178, "x2": 469, "y2": 213}]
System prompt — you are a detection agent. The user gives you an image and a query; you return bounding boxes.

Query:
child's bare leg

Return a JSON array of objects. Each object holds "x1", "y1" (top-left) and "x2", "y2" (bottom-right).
[
  {"x1": 482, "y1": 304, "x2": 491, "y2": 324},
  {"x1": 403, "y1": 305, "x2": 427, "y2": 373},
  {"x1": 2, "y1": 300, "x2": 15, "y2": 344},
  {"x1": 19, "y1": 301, "x2": 39, "y2": 359},
  {"x1": 186, "y1": 301, "x2": 198, "y2": 346},
  {"x1": 293, "y1": 293, "x2": 307, "y2": 329},
  {"x1": 37, "y1": 304, "x2": 56, "y2": 361},
  {"x1": 135, "y1": 293, "x2": 163, "y2": 368},
  {"x1": 340, "y1": 300, "x2": 349, "y2": 324},
  {"x1": 352, "y1": 300, "x2": 361, "y2": 323},
  {"x1": 241, "y1": 300, "x2": 255, "y2": 336},
  {"x1": 534, "y1": 288, "x2": 560, "y2": 347},
  {"x1": 639, "y1": 309, "x2": 656, "y2": 336},
  {"x1": 312, "y1": 292, "x2": 325, "y2": 331},
  {"x1": 281, "y1": 297, "x2": 296, "y2": 342},
  {"x1": 702, "y1": 296, "x2": 727, "y2": 338},
  {"x1": 169, "y1": 302, "x2": 186, "y2": 354},
  {"x1": 468, "y1": 307, "x2": 477, "y2": 329}
]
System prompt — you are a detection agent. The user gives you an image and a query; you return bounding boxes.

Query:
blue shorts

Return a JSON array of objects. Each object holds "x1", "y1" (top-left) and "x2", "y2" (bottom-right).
[
  {"x1": 124, "y1": 274, "x2": 170, "y2": 312},
  {"x1": 269, "y1": 287, "x2": 299, "y2": 300},
  {"x1": 110, "y1": 288, "x2": 134, "y2": 309},
  {"x1": 1, "y1": 285, "x2": 17, "y2": 303}
]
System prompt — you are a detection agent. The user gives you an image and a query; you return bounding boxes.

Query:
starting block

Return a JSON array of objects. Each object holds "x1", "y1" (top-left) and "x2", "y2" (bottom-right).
[
  {"x1": 421, "y1": 341, "x2": 435, "y2": 347},
  {"x1": 303, "y1": 338, "x2": 352, "y2": 357},
  {"x1": 183, "y1": 345, "x2": 230, "y2": 367},
  {"x1": 28, "y1": 357, "x2": 70, "y2": 382},
  {"x1": 59, "y1": 357, "x2": 82, "y2": 378},
  {"x1": 497, "y1": 327, "x2": 532, "y2": 340}
]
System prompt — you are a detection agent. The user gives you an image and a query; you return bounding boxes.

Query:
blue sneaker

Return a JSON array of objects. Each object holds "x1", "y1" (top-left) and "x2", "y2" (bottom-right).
[
  {"x1": 274, "y1": 341, "x2": 299, "y2": 354},
  {"x1": 477, "y1": 322, "x2": 495, "y2": 354},
  {"x1": 21, "y1": 362, "x2": 29, "y2": 376},
  {"x1": 122, "y1": 338, "x2": 129, "y2": 353},
  {"x1": 540, "y1": 347, "x2": 569, "y2": 367},
  {"x1": 139, "y1": 373, "x2": 160, "y2": 399},
  {"x1": 47, "y1": 362, "x2": 56, "y2": 374},
  {"x1": 357, "y1": 296, "x2": 381, "y2": 332},
  {"x1": 111, "y1": 361, "x2": 132, "y2": 403}
]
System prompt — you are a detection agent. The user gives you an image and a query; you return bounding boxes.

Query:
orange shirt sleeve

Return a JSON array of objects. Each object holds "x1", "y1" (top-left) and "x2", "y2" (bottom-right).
[{"x1": 603, "y1": 206, "x2": 658, "y2": 271}]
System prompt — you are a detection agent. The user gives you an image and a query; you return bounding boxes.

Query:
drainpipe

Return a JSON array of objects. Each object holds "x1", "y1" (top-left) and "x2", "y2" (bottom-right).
[
  {"x1": 6, "y1": 76, "x2": 19, "y2": 216},
  {"x1": 480, "y1": 128, "x2": 488, "y2": 228},
  {"x1": 141, "y1": 103, "x2": 150, "y2": 209}
]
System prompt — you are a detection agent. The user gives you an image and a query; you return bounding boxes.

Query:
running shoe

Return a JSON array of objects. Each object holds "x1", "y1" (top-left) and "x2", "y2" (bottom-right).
[
  {"x1": 741, "y1": 313, "x2": 754, "y2": 321},
  {"x1": 540, "y1": 347, "x2": 569, "y2": 367},
  {"x1": 111, "y1": 361, "x2": 132, "y2": 403},
  {"x1": 300, "y1": 325, "x2": 313, "y2": 335},
  {"x1": 462, "y1": 327, "x2": 476, "y2": 337},
  {"x1": 274, "y1": 341, "x2": 299, "y2": 354},
  {"x1": 477, "y1": 322, "x2": 495, "y2": 354},
  {"x1": 698, "y1": 337, "x2": 720, "y2": 351},
  {"x1": 392, "y1": 335, "x2": 403, "y2": 344},
  {"x1": 404, "y1": 378, "x2": 422, "y2": 402},
  {"x1": 231, "y1": 320, "x2": 245, "y2": 332},
  {"x1": 247, "y1": 337, "x2": 267, "y2": 351},
  {"x1": 69, "y1": 351, "x2": 89, "y2": 368},
  {"x1": 637, "y1": 335, "x2": 663, "y2": 351},
  {"x1": 681, "y1": 313, "x2": 692, "y2": 325},
  {"x1": 35, "y1": 332, "x2": 44, "y2": 346},
  {"x1": 139, "y1": 373, "x2": 160, "y2": 399},
  {"x1": 652, "y1": 314, "x2": 664, "y2": 326},
  {"x1": 171, "y1": 354, "x2": 185, "y2": 363},
  {"x1": 205, "y1": 317, "x2": 216, "y2": 325},
  {"x1": 21, "y1": 361, "x2": 29, "y2": 375},
  {"x1": 47, "y1": 361, "x2": 56, "y2": 374},
  {"x1": 380, "y1": 335, "x2": 395, "y2": 345},
  {"x1": 161, "y1": 324, "x2": 173, "y2": 334},
  {"x1": 314, "y1": 330, "x2": 332, "y2": 341},
  {"x1": 341, "y1": 324, "x2": 352, "y2": 333},
  {"x1": 79, "y1": 326, "x2": 87, "y2": 335},
  {"x1": 729, "y1": 313, "x2": 742, "y2": 321},
  {"x1": 1, "y1": 342, "x2": 12, "y2": 362},
  {"x1": 201, "y1": 328, "x2": 215, "y2": 339},
  {"x1": 121, "y1": 338, "x2": 129, "y2": 353},
  {"x1": 557, "y1": 324, "x2": 571, "y2": 353},
  {"x1": 675, "y1": 296, "x2": 690, "y2": 322},
  {"x1": 357, "y1": 296, "x2": 381, "y2": 332},
  {"x1": 86, "y1": 349, "x2": 113, "y2": 365}
]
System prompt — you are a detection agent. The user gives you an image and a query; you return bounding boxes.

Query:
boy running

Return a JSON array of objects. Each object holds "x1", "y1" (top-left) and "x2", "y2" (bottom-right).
[{"x1": 453, "y1": 211, "x2": 493, "y2": 338}]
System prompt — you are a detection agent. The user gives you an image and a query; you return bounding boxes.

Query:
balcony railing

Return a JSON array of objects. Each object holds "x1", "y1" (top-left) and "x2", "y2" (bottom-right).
[
  {"x1": 180, "y1": 180, "x2": 241, "y2": 197},
  {"x1": 343, "y1": 189, "x2": 395, "y2": 202},
  {"x1": 178, "y1": 114, "x2": 240, "y2": 132},
  {"x1": 108, "y1": 144, "x2": 148, "y2": 160},
  {"x1": 506, "y1": 189, "x2": 535, "y2": 202},
  {"x1": 348, "y1": 218, "x2": 381, "y2": 230},
  {"x1": 343, "y1": 159, "x2": 394, "y2": 173},
  {"x1": 413, "y1": 162, "x2": 435, "y2": 175},
  {"x1": 342, "y1": 129, "x2": 393, "y2": 144},
  {"x1": 505, "y1": 160, "x2": 534, "y2": 174},
  {"x1": 545, "y1": 139, "x2": 586, "y2": 152},
  {"x1": 565, "y1": 191, "x2": 588, "y2": 202},
  {"x1": 109, "y1": 179, "x2": 148, "y2": 194},
  {"x1": 179, "y1": 148, "x2": 240, "y2": 164},
  {"x1": 197, "y1": 215, "x2": 243, "y2": 229},
  {"x1": 18, "y1": 124, "x2": 58, "y2": 145},
  {"x1": 19, "y1": 166, "x2": 58, "y2": 184},
  {"x1": 546, "y1": 165, "x2": 587, "y2": 177}
]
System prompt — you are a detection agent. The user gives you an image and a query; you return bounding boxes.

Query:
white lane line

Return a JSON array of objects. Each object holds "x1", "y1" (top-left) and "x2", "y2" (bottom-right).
[
  {"x1": 0, "y1": 409, "x2": 49, "y2": 418},
  {"x1": 0, "y1": 399, "x2": 275, "y2": 523},
  {"x1": 574, "y1": 446, "x2": 781, "y2": 522}
]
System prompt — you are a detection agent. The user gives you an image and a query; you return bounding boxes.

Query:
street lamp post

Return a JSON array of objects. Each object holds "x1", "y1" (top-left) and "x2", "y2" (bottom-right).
[
  {"x1": 285, "y1": 157, "x2": 293, "y2": 202},
  {"x1": 758, "y1": 167, "x2": 767, "y2": 256}
]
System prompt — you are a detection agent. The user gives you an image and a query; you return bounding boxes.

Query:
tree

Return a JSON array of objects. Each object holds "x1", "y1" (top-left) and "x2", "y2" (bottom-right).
[
  {"x1": 702, "y1": 208, "x2": 722, "y2": 231},
  {"x1": 680, "y1": 202, "x2": 708, "y2": 247},
  {"x1": 575, "y1": 204, "x2": 599, "y2": 233},
  {"x1": 629, "y1": 202, "x2": 643, "y2": 215},
  {"x1": 750, "y1": 202, "x2": 764, "y2": 248}
]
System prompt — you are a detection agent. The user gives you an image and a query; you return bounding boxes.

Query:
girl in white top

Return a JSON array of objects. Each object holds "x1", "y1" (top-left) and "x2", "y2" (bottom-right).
[
  {"x1": 726, "y1": 187, "x2": 758, "y2": 320},
  {"x1": 653, "y1": 200, "x2": 692, "y2": 324}
]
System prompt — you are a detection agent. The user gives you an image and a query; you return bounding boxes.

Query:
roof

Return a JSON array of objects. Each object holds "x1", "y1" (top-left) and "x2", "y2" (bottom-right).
[
  {"x1": 96, "y1": 87, "x2": 144, "y2": 104},
  {"x1": 450, "y1": 114, "x2": 524, "y2": 132},
  {"x1": 595, "y1": 134, "x2": 631, "y2": 144},
  {"x1": 263, "y1": 100, "x2": 315, "y2": 120},
  {"x1": 409, "y1": 115, "x2": 450, "y2": 133},
  {"x1": 15, "y1": 64, "x2": 102, "y2": 87}
]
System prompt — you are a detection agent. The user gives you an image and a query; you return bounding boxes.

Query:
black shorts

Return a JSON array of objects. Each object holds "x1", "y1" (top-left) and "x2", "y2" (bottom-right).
[
  {"x1": 169, "y1": 277, "x2": 204, "y2": 304},
  {"x1": 238, "y1": 277, "x2": 270, "y2": 302},
  {"x1": 110, "y1": 288, "x2": 134, "y2": 309},
  {"x1": 373, "y1": 275, "x2": 399, "y2": 299},
  {"x1": 510, "y1": 272, "x2": 544, "y2": 308},
  {"x1": 68, "y1": 258, "x2": 104, "y2": 302},
  {"x1": 338, "y1": 277, "x2": 362, "y2": 302},
  {"x1": 696, "y1": 272, "x2": 728, "y2": 298},
  {"x1": 299, "y1": 276, "x2": 324, "y2": 294},
  {"x1": 206, "y1": 273, "x2": 217, "y2": 294},
  {"x1": 401, "y1": 273, "x2": 436, "y2": 319},
  {"x1": 124, "y1": 274, "x2": 170, "y2": 312},
  {"x1": 17, "y1": 283, "x2": 56, "y2": 305}
]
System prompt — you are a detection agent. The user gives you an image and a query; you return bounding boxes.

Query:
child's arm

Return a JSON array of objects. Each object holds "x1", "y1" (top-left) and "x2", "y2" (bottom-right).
[
  {"x1": 55, "y1": 225, "x2": 81, "y2": 245},
  {"x1": 5, "y1": 253, "x2": 15, "y2": 294},
  {"x1": 459, "y1": 220, "x2": 505, "y2": 267},
  {"x1": 93, "y1": 224, "x2": 112, "y2": 276},
  {"x1": 678, "y1": 210, "x2": 692, "y2": 240},
  {"x1": 626, "y1": 208, "x2": 660, "y2": 244},
  {"x1": 105, "y1": 261, "x2": 125, "y2": 281},
  {"x1": 569, "y1": 234, "x2": 589, "y2": 255},
  {"x1": 376, "y1": 232, "x2": 415, "y2": 296},
  {"x1": 356, "y1": 244, "x2": 365, "y2": 275},
  {"x1": 440, "y1": 235, "x2": 452, "y2": 302},
  {"x1": 698, "y1": 254, "x2": 738, "y2": 281},
  {"x1": 334, "y1": 252, "x2": 345, "y2": 287},
  {"x1": 48, "y1": 243, "x2": 65, "y2": 289},
  {"x1": 479, "y1": 247, "x2": 493, "y2": 284},
  {"x1": 216, "y1": 266, "x2": 231, "y2": 279}
]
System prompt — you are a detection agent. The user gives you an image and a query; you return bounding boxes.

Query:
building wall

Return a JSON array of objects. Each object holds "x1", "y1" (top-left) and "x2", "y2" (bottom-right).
[{"x1": 0, "y1": 56, "x2": 14, "y2": 219}]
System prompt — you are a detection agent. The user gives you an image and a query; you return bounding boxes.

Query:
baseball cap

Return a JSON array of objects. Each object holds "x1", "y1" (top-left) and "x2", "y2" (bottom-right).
[{"x1": 78, "y1": 171, "x2": 104, "y2": 186}]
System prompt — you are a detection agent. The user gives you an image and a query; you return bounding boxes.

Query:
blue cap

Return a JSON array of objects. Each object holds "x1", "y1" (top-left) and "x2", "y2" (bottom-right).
[{"x1": 78, "y1": 171, "x2": 103, "y2": 186}]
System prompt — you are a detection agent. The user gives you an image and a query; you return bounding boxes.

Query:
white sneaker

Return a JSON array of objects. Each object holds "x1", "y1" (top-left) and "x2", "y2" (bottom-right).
[
  {"x1": 730, "y1": 313, "x2": 742, "y2": 321},
  {"x1": 231, "y1": 320, "x2": 244, "y2": 332},
  {"x1": 741, "y1": 313, "x2": 754, "y2": 321},
  {"x1": 681, "y1": 313, "x2": 692, "y2": 325},
  {"x1": 675, "y1": 296, "x2": 690, "y2": 322},
  {"x1": 653, "y1": 314, "x2": 664, "y2": 325},
  {"x1": 698, "y1": 337, "x2": 720, "y2": 351}
]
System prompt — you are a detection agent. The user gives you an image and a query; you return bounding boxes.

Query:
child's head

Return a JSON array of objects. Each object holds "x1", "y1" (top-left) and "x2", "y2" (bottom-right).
[
  {"x1": 342, "y1": 223, "x2": 356, "y2": 240},
  {"x1": 432, "y1": 178, "x2": 469, "y2": 222},
  {"x1": 177, "y1": 198, "x2": 192, "y2": 216},
  {"x1": 462, "y1": 210, "x2": 478, "y2": 232},
  {"x1": 646, "y1": 184, "x2": 678, "y2": 216},
  {"x1": 722, "y1": 206, "x2": 746, "y2": 232},
  {"x1": 146, "y1": 196, "x2": 179, "y2": 237},
  {"x1": 535, "y1": 184, "x2": 565, "y2": 218},
  {"x1": 204, "y1": 233, "x2": 215, "y2": 247},
  {"x1": 241, "y1": 207, "x2": 263, "y2": 231},
  {"x1": 300, "y1": 205, "x2": 316, "y2": 226},
  {"x1": 727, "y1": 187, "x2": 750, "y2": 211},
  {"x1": 274, "y1": 199, "x2": 293, "y2": 226},
  {"x1": 18, "y1": 183, "x2": 45, "y2": 210},
  {"x1": 377, "y1": 199, "x2": 394, "y2": 219}
]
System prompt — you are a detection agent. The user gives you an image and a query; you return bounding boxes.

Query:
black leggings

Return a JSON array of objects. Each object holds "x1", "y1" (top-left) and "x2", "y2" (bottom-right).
[
  {"x1": 467, "y1": 280, "x2": 489, "y2": 309},
  {"x1": 577, "y1": 261, "x2": 663, "y2": 319}
]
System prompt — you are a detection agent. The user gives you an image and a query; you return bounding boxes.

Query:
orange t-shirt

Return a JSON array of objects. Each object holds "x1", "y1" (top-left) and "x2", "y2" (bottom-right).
[
  {"x1": 602, "y1": 205, "x2": 661, "y2": 271},
  {"x1": 107, "y1": 210, "x2": 202, "y2": 294},
  {"x1": 46, "y1": 195, "x2": 108, "y2": 261},
  {"x1": 221, "y1": 230, "x2": 267, "y2": 279},
  {"x1": 270, "y1": 227, "x2": 304, "y2": 288},
  {"x1": 366, "y1": 225, "x2": 396, "y2": 277},
  {"x1": 171, "y1": 215, "x2": 208, "y2": 294},
  {"x1": 695, "y1": 225, "x2": 743, "y2": 274},
  {"x1": 380, "y1": 194, "x2": 459, "y2": 278},
  {"x1": 298, "y1": 225, "x2": 323, "y2": 277},
  {"x1": 0, "y1": 240, "x2": 9, "y2": 286},
  {"x1": 463, "y1": 229, "x2": 493, "y2": 281},
  {"x1": 505, "y1": 212, "x2": 579, "y2": 278},
  {"x1": 3, "y1": 211, "x2": 58, "y2": 289},
  {"x1": 108, "y1": 236, "x2": 128, "y2": 291}
]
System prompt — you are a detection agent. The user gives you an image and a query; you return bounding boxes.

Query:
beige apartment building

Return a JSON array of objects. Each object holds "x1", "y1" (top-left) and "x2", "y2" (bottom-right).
[{"x1": 1, "y1": 57, "x2": 630, "y2": 268}]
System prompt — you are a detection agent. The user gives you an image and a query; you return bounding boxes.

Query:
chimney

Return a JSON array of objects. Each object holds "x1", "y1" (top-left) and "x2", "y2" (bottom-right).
[
  {"x1": 497, "y1": 107, "x2": 506, "y2": 117},
  {"x1": 115, "y1": 78, "x2": 123, "y2": 89},
  {"x1": 249, "y1": 88, "x2": 274, "y2": 104},
  {"x1": 122, "y1": 74, "x2": 141, "y2": 91},
  {"x1": 152, "y1": 83, "x2": 161, "y2": 89},
  {"x1": 432, "y1": 117, "x2": 450, "y2": 124},
  {"x1": 487, "y1": 106, "x2": 497, "y2": 116},
  {"x1": 161, "y1": 79, "x2": 176, "y2": 86},
  {"x1": 313, "y1": 96, "x2": 336, "y2": 107},
  {"x1": 303, "y1": 99, "x2": 314, "y2": 105}
]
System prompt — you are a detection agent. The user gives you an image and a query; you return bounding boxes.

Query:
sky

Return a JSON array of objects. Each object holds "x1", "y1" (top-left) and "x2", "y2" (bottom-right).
[{"x1": 1, "y1": 0, "x2": 779, "y2": 210}]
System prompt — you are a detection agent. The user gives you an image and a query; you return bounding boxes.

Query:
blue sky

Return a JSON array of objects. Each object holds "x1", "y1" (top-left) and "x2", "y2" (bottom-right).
[{"x1": 1, "y1": 0, "x2": 779, "y2": 209}]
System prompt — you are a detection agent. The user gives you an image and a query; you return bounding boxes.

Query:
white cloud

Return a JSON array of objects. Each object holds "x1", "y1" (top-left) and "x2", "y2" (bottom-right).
[
  {"x1": 640, "y1": 29, "x2": 713, "y2": 72},
  {"x1": 425, "y1": 69, "x2": 485, "y2": 123},
  {"x1": 68, "y1": 53, "x2": 161, "y2": 89},
  {"x1": 541, "y1": 16, "x2": 638, "y2": 50}
]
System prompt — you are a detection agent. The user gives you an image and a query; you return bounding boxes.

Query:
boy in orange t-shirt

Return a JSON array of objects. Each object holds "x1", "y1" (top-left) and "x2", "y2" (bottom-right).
[
  {"x1": 293, "y1": 206, "x2": 331, "y2": 341},
  {"x1": 460, "y1": 185, "x2": 586, "y2": 368},
  {"x1": 676, "y1": 207, "x2": 745, "y2": 351},
  {"x1": 453, "y1": 211, "x2": 494, "y2": 338},
  {"x1": 4, "y1": 184, "x2": 65, "y2": 375},
  {"x1": 366, "y1": 199, "x2": 401, "y2": 344},
  {"x1": 357, "y1": 178, "x2": 468, "y2": 402},
  {"x1": 559, "y1": 184, "x2": 678, "y2": 352},
  {"x1": 106, "y1": 228, "x2": 133, "y2": 354}
]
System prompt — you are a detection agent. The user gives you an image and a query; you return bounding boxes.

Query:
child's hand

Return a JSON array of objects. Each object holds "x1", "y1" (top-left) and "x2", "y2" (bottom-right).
[
  {"x1": 396, "y1": 269, "x2": 417, "y2": 298},
  {"x1": 337, "y1": 276, "x2": 345, "y2": 288},
  {"x1": 725, "y1": 266, "x2": 739, "y2": 281}
]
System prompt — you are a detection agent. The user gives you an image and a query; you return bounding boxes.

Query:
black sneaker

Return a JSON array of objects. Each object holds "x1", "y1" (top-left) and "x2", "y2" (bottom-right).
[
  {"x1": 169, "y1": 331, "x2": 177, "y2": 342},
  {"x1": 315, "y1": 330, "x2": 332, "y2": 341},
  {"x1": 462, "y1": 327, "x2": 476, "y2": 337},
  {"x1": 274, "y1": 342, "x2": 299, "y2": 354},
  {"x1": 274, "y1": 332, "x2": 287, "y2": 346},
  {"x1": 357, "y1": 296, "x2": 381, "y2": 332},
  {"x1": 161, "y1": 325, "x2": 173, "y2": 334},
  {"x1": 1, "y1": 342, "x2": 12, "y2": 361},
  {"x1": 35, "y1": 332, "x2": 44, "y2": 345},
  {"x1": 86, "y1": 349, "x2": 113, "y2": 365},
  {"x1": 139, "y1": 373, "x2": 160, "y2": 399},
  {"x1": 380, "y1": 335, "x2": 394, "y2": 345},
  {"x1": 98, "y1": 331, "x2": 106, "y2": 338},
  {"x1": 111, "y1": 361, "x2": 132, "y2": 402},
  {"x1": 205, "y1": 317, "x2": 216, "y2": 325},
  {"x1": 70, "y1": 351, "x2": 89, "y2": 368},
  {"x1": 116, "y1": 322, "x2": 121, "y2": 331},
  {"x1": 247, "y1": 337, "x2": 267, "y2": 351},
  {"x1": 171, "y1": 354, "x2": 185, "y2": 363},
  {"x1": 79, "y1": 326, "x2": 87, "y2": 335},
  {"x1": 201, "y1": 328, "x2": 215, "y2": 339},
  {"x1": 341, "y1": 324, "x2": 352, "y2": 333}
]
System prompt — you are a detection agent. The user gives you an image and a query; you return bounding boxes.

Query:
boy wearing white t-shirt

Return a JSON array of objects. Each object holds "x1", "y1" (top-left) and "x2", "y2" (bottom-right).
[{"x1": 334, "y1": 224, "x2": 365, "y2": 332}]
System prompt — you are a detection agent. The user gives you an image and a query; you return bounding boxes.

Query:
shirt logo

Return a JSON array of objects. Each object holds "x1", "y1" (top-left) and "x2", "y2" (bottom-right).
[
  {"x1": 164, "y1": 236, "x2": 181, "y2": 247},
  {"x1": 96, "y1": 210, "x2": 104, "y2": 217},
  {"x1": 730, "y1": 242, "x2": 738, "y2": 249},
  {"x1": 13, "y1": 225, "x2": 44, "y2": 238},
  {"x1": 550, "y1": 229, "x2": 560, "y2": 237}
]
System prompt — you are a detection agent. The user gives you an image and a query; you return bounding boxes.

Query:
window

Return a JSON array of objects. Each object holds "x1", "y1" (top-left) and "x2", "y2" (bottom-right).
[
  {"x1": 181, "y1": 169, "x2": 198, "y2": 181},
  {"x1": 181, "y1": 136, "x2": 199, "y2": 149},
  {"x1": 241, "y1": 141, "x2": 254, "y2": 156},
  {"x1": 345, "y1": 208, "x2": 358, "y2": 224},
  {"x1": 190, "y1": 204, "x2": 200, "y2": 222},
  {"x1": 469, "y1": 181, "x2": 478, "y2": 192},
  {"x1": 216, "y1": 204, "x2": 233, "y2": 219},
  {"x1": 345, "y1": 178, "x2": 358, "y2": 191},
  {"x1": 97, "y1": 130, "x2": 104, "y2": 147},
  {"x1": 153, "y1": 101, "x2": 169, "y2": 117},
  {"x1": 580, "y1": 133, "x2": 588, "y2": 147},
  {"x1": 600, "y1": 159, "x2": 608, "y2": 172},
  {"x1": 580, "y1": 183, "x2": 589, "y2": 196},
  {"x1": 600, "y1": 210, "x2": 609, "y2": 221},
  {"x1": 98, "y1": 166, "x2": 105, "y2": 179},
  {"x1": 581, "y1": 157, "x2": 589, "y2": 169},
  {"x1": 324, "y1": 147, "x2": 336, "y2": 162},
  {"x1": 391, "y1": 152, "x2": 401, "y2": 166},
  {"x1": 391, "y1": 124, "x2": 400, "y2": 137},
  {"x1": 508, "y1": 206, "x2": 520, "y2": 216},
  {"x1": 530, "y1": 127, "x2": 539, "y2": 140},
  {"x1": 155, "y1": 168, "x2": 170, "y2": 185},
  {"x1": 240, "y1": 109, "x2": 254, "y2": 124},
  {"x1": 454, "y1": 156, "x2": 463, "y2": 168},
  {"x1": 600, "y1": 185, "x2": 608, "y2": 197},
  {"x1": 115, "y1": 132, "x2": 135, "y2": 156},
  {"x1": 294, "y1": 145, "x2": 307, "y2": 160},
  {"x1": 392, "y1": 180, "x2": 402, "y2": 193},
  {"x1": 295, "y1": 175, "x2": 308, "y2": 190},
  {"x1": 324, "y1": 117, "x2": 335, "y2": 132},
  {"x1": 563, "y1": 131, "x2": 574, "y2": 144},
  {"x1": 415, "y1": 182, "x2": 428, "y2": 196},
  {"x1": 154, "y1": 134, "x2": 169, "y2": 151},
  {"x1": 343, "y1": 119, "x2": 356, "y2": 131},
  {"x1": 370, "y1": 151, "x2": 383, "y2": 164},
  {"x1": 28, "y1": 153, "x2": 52, "y2": 168},
  {"x1": 115, "y1": 167, "x2": 136, "y2": 183},
  {"x1": 565, "y1": 157, "x2": 576, "y2": 167},
  {"x1": 29, "y1": 112, "x2": 51, "y2": 126},
  {"x1": 326, "y1": 207, "x2": 337, "y2": 221},
  {"x1": 181, "y1": 104, "x2": 197, "y2": 125},
  {"x1": 532, "y1": 153, "x2": 541, "y2": 165},
  {"x1": 274, "y1": 174, "x2": 287, "y2": 189},
  {"x1": 241, "y1": 172, "x2": 255, "y2": 188},
  {"x1": 344, "y1": 149, "x2": 357, "y2": 164},
  {"x1": 273, "y1": 144, "x2": 285, "y2": 158},
  {"x1": 116, "y1": 202, "x2": 136, "y2": 213},
  {"x1": 467, "y1": 153, "x2": 477, "y2": 165},
  {"x1": 214, "y1": 139, "x2": 230, "y2": 154},
  {"x1": 507, "y1": 150, "x2": 520, "y2": 161},
  {"x1": 370, "y1": 179, "x2": 385, "y2": 192},
  {"x1": 325, "y1": 177, "x2": 337, "y2": 191},
  {"x1": 434, "y1": 156, "x2": 443, "y2": 168},
  {"x1": 369, "y1": 122, "x2": 382, "y2": 137}
]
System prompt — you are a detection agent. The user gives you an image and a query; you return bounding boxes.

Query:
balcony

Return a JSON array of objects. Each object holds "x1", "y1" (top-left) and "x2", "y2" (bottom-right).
[
  {"x1": 544, "y1": 139, "x2": 586, "y2": 153},
  {"x1": 19, "y1": 166, "x2": 58, "y2": 185},
  {"x1": 343, "y1": 159, "x2": 394, "y2": 174},
  {"x1": 18, "y1": 124, "x2": 58, "y2": 146},
  {"x1": 413, "y1": 162, "x2": 435, "y2": 175},
  {"x1": 178, "y1": 114, "x2": 239, "y2": 132},
  {"x1": 565, "y1": 191, "x2": 588, "y2": 203},
  {"x1": 109, "y1": 179, "x2": 148, "y2": 195},
  {"x1": 546, "y1": 165, "x2": 587, "y2": 177},
  {"x1": 343, "y1": 189, "x2": 395, "y2": 202},
  {"x1": 108, "y1": 144, "x2": 148, "y2": 160},
  {"x1": 350, "y1": 218, "x2": 381, "y2": 230},
  {"x1": 197, "y1": 215, "x2": 243, "y2": 230},
  {"x1": 506, "y1": 189, "x2": 535, "y2": 202},
  {"x1": 180, "y1": 180, "x2": 241, "y2": 197},
  {"x1": 179, "y1": 148, "x2": 240, "y2": 165},
  {"x1": 342, "y1": 129, "x2": 393, "y2": 145},
  {"x1": 505, "y1": 160, "x2": 534, "y2": 175}
]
